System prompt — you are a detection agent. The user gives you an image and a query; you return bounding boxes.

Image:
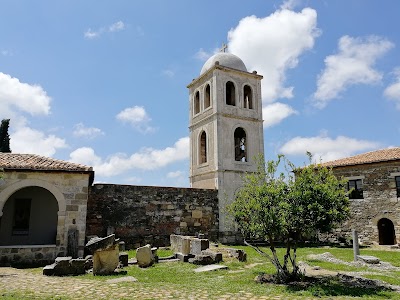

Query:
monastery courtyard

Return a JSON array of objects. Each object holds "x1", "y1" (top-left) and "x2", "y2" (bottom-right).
[{"x1": 0, "y1": 266, "x2": 282, "y2": 300}]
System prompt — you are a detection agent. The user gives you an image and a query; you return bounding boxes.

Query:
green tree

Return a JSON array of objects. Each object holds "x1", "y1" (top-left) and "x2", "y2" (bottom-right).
[
  {"x1": 228, "y1": 154, "x2": 349, "y2": 283},
  {"x1": 0, "y1": 119, "x2": 11, "y2": 153}
]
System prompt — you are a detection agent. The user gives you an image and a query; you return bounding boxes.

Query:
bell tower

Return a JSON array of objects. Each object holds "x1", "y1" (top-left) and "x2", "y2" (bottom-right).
[{"x1": 187, "y1": 51, "x2": 264, "y2": 243}]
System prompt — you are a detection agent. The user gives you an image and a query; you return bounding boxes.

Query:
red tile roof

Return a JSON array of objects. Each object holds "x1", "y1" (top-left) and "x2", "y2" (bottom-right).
[
  {"x1": 319, "y1": 147, "x2": 400, "y2": 168},
  {"x1": 0, "y1": 153, "x2": 93, "y2": 172}
]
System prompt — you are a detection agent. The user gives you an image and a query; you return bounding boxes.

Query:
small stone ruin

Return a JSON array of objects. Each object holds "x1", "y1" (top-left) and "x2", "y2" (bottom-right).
[
  {"x1": 86, "y1": 234, "x2": 120, "y2": 275},
  {"x1": 43, "y1": 233, "x2": 247, "y2": 275},
  {"x1": 169, "y1": 234, "x2": 246, "y2": 265},
  {"x1": 43, "y1": 234, "x2": 126, "y2": 276},
  {"x1": 136, "y1": 244, "x2": 158, "y2": 268}
]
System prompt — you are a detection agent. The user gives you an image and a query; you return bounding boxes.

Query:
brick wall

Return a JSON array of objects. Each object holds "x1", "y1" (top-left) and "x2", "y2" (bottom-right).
[{"x1": 86, "y1": 184, "x2": 219, "y2": 249}]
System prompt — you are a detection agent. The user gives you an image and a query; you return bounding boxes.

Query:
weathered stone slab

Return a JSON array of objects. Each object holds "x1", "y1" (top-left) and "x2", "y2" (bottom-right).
[
  {"x1": 106, "y1": 276, "x2": 138, "y2": 283},
  {"x1": 175, "y1": 252, "x2": 193, "y2": 262},
  {"x1": 201, "y1": 250, "x2": 222, "y2": 263},
  {"x1": 191, "y1": 254, "x2": 214, "y2": 265},
  {"x1": 357, "y1": 255, "x2": 380, "y2": 264},
  {"x1": 158, "y1": 258, "x2": 180, "y2": 263},
  {"x1": 43, "y1": 256, "x2": 85, "y2": 276},
  {"x1": 136, "y1": 244, "x2": 155, "y2": 268},
  {"x1": 70, "y1": 258, "x2": 86, "y2": 275},
  {"x1": 170, "y1": 234, "x2": 180, "y2": 253},
  {"x1": 194, "y1": 264, "x2": 228, "y2": 273},
  {"x1": 86, "y1": 234, "x2": 117, "y2": 253},
  {"x1": 43, "y1": 263, "x2": 57, "y2": 276},
  {"x1": 119, "y1": 252, "x2": 129, "y2": 267},
  {"x1": 93, "y1": 244, "x2": 120, "y2": 275},
  {"x1": 170, "y1": 234, "x2": 194, "y2": 255},
  {"x1": 226, "y1": 248, "x2": 247, "y2": 262},
  {"x1": 190, "y1": 238, "x2": 209, "y2": 255},
  {"x1": 181, "y1": 237, "x2": 191, "y2": 255}
]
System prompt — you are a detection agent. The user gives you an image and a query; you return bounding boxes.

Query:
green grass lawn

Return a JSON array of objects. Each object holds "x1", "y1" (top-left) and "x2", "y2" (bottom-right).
[
  {"x1": 77, "y1": 245, "x2": 400, "y2": 299},
  {"x1": 6, "y1": 245, "x2": 400, "y2": 299}
]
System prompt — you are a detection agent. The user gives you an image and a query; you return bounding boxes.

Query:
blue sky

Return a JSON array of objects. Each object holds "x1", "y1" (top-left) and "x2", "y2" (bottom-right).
[{"x1": 1, "y1": 0, "x2": 399, "y2": 187}]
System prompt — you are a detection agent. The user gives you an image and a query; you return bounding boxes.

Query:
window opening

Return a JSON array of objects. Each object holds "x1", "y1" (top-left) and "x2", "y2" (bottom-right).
[
  {"x1": 226, "y1": 81, "x2": 236, "y2": 106},
  {"x1": 205, "y1": 84, "x2": 211, "y2": 108},
  {"x1": 194, "y1": 91, "x2": 200, "y2": 114},
  {"x1": 396, "y1": 176, "x2": 400, "y2": 197},
  {"x1": 200, "y1": 131, "x2": 207, "y2": 164},
  {"x1": 12, "y1": 198, "x2": 31, "y2": 236},
  {"x1": 234, "y1": 127, "x2": 247, "y2": 162},
  {"x1": 348, "y1": 179, "x2": 363, "y2": 199},
  {"x1": 243, "y1": 85, "x2": 253, "y2": 109}
]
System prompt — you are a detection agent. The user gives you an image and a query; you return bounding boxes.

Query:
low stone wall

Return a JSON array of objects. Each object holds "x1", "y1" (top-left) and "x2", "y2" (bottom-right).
[
  {"x1": 0, "y1": 245, "x2": 62, "y2": 267},
  {"x1": 86, "y1": 184, "x2": 219, "y2": 249}
]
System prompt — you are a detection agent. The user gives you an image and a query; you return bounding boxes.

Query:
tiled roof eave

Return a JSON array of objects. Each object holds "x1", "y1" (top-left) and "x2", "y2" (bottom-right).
[
  {"x1": 326, "y1": 157, "x2": 400, "y2": 168},
  {"x1": 2, "y1": 167, "x2": 93, "y2": 173}
]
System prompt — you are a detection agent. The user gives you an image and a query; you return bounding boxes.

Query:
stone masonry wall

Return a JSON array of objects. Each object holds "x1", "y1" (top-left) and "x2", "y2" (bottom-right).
[
  {"x1": 328, "y1": 160, "x2": 400, "y2": 245},
  {"x1": 0, "y1": 245, "x2": 58, "y2": 267},
  {"x1": 86, "y1": 184, "x2": 219, "y2": 249},
  {"x1": 0, "y1": 171, "x2": 90, "y2": 266}
]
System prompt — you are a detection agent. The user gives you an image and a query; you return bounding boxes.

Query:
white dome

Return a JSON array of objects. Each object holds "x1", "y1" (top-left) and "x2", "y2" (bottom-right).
[{"x1": 200, "y1": 52, "x2": 247, "y2": 75}]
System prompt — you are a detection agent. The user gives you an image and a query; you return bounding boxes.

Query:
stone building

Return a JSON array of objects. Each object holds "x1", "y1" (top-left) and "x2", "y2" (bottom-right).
[
  {"x1": 0, "y1": 153, "x2": 94, "y2": 266},
  {"x1": 320, "y1": 147, "x2": 400, "y2": 245},
  {"x1": 0, "y1": 51, "x2": 266, "y2": 265},
  {"x1": 188, "y1": 52, "x2": 264, "y2": 243}
]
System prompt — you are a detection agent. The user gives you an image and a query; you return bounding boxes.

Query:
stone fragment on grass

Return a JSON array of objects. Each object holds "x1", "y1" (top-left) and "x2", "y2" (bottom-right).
[
  {"x1": 136, "y1": 244, "x2": 155, "y2": 268},
  {"x1": 357, "y1": 255, "x2": 380, "y2": 264},
  {"x1": 92, "y1": 243, "x2": 120, "y2": 275},
  {"x1": 119, "y1": 252, "x2": 129, "y2": 267},
  {"x1": 193, "y1": 264, "x2": 228, "y2": 272}
]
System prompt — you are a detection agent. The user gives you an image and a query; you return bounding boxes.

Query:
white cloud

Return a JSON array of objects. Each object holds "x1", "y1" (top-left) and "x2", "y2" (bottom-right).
[
  {"x1": 84, "y1": 29, "x2": 100, "y2": 39},
  {"x1": 167, "y1": 170, "x2": 184, "y2": 178},
  {"x1": 263, "y1": 102, "x2": 298, "y2": 128},
  {"x1": 162, "y1": 69, "x2": 175, "y2": 78},
  {"x1": 73, "y1": 123, "x2": 105, "y2": 139},
  {"x1": 116, "y1": 106, "x2": 155, "y2": 133},
  {"x1": 0, "y1": 72, "x2": 51, "y2": 116},
  {"x1": 109, "y1": 21, "x2": 125, "y2": 32},
  {"x1": 0, "y1": 72, "x2": 66, "y2": 157},
  {"x1": 84, "y1": 20, "x2": 125, "y2": 39},
  {"x1": 123, "y1": 176, "x2": 142, "y2": 184},
  {"x1": 69, "y1": 147, "x2": 102, "y2": 166},
  {"x1": 69, "y1": 137, "x2": 190, "y2": 177},
  {"x1": 280, "y1": 0, "x2": 302, "y2": 10},
  {"x1": 194, "y1": 47, "x2": 221, "y2": 61},
  {"x1": 280, "y1": 134, "x2": 380, "y2": 162},
  {"x1": 384, "y1": 67, "x2": 400, "y2": 110},
  {"x1": 11, "y1": 126, "x2": 67, "y2": 157},
  {"x1": 1, "y1": 49, "x2": 13, "y2": 56},
  {"x1": 313, "y1": 35, "x2": 394, "y2": 108},
  {"x1": 228, "y1": 6, "x2": 320, "y2": 103},
  {"x1": 195, "y1": 48, "x2": 212, "y2": 61}
]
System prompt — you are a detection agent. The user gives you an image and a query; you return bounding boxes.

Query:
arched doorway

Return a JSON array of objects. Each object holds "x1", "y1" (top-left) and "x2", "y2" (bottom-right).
[
  {"x1": 378, "y1": 218, "x2": 396, "y2": 245},
  {"x1": 0, "y1": 186, "x2": 58, "y2": 246}
]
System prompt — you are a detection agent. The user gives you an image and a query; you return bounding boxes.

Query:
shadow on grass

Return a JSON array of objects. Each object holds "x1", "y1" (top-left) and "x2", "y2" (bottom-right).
[{"x1": 285, "y1": 275, "x2": 394, "y2": 298}]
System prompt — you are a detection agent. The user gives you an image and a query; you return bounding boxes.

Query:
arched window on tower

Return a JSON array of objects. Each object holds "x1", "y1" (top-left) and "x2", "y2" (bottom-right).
[
  {"x1": 200, "y1": 131, "x2": 207, "y2": 164},
  {"x1": 204, "y1": 84, "x2": 211, "y2": 109},
  {"x1": 226, "y1": 81, "x2": 236, "y2": 106},
  {"x1": 234, "y1": 127, "x2": 247, "y2": 162},
  {"x1": 194, "y1": 91, "x2": 200, "y2": 114},
  {"x1": 243, "y1": 85, "x2": 253, "y2": 109}
]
